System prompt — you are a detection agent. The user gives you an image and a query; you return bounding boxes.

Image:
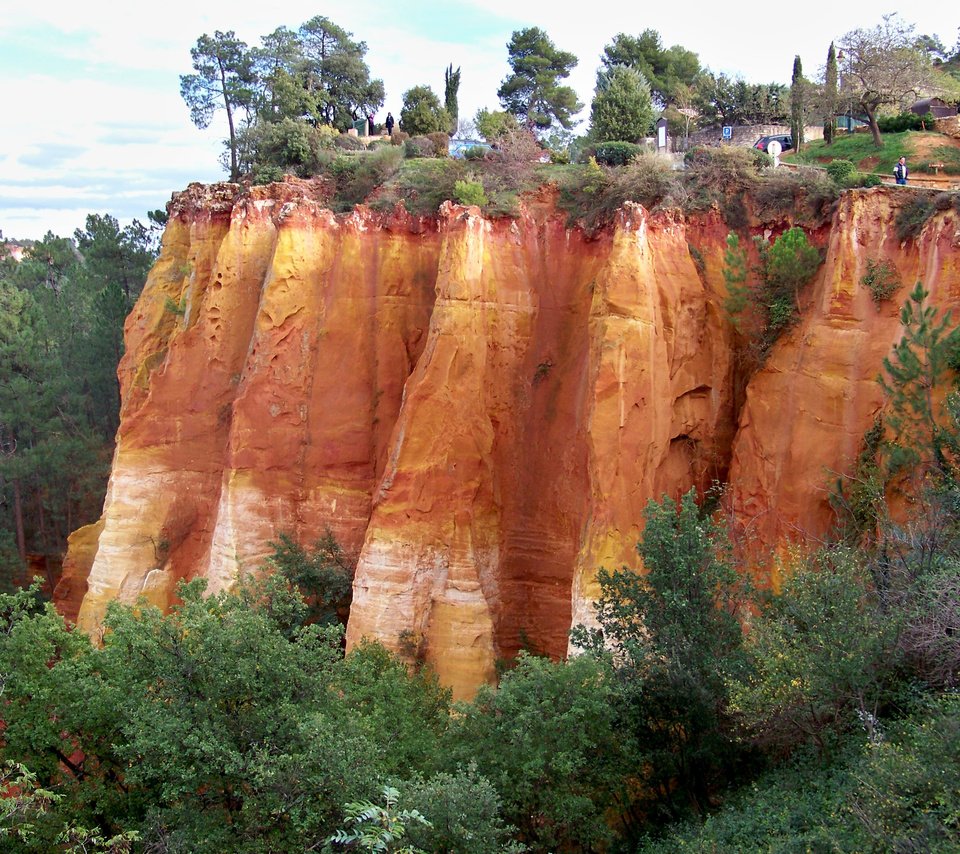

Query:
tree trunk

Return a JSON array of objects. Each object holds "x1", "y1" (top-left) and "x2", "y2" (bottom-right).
[
  {"x1": 219, "y1": 57, "x2": 239, "y2": 181},
  {"x1": 866, "y1": 107, "x2": 882, "y2": 148},
  {"x1": 12, "y1": 478, "x2": 26, "y2": 566}
]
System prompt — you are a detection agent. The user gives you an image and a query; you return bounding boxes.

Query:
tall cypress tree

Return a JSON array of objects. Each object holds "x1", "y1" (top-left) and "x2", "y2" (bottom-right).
[
  {"x1": 824, "y1": 42, "x2": 838, "y2": 145},
  {"x1": 444, "y1": 64, "x2": 461, "y2": 134},
  {"x1": 790, "y1": 55, "x2": 805, "y2": 151}
]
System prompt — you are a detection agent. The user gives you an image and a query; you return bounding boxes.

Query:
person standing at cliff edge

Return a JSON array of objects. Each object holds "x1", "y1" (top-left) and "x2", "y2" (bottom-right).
[
  {"x1": 385, "y1": 112, "x2": 395, "y2": 135},
  {"x1": 894, "y1": 156, "x2": 909, "y2": 185}
]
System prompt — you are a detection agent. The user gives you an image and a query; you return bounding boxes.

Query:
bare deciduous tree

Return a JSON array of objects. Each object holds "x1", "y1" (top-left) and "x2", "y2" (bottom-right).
[{"x1": 838, "y1": 14, "x2": 936, "y2": 147}]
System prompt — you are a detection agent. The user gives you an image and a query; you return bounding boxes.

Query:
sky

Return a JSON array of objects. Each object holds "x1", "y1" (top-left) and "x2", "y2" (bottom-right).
[{"x1": 2, "y1": 1, "x2": 957, "y2": 241}]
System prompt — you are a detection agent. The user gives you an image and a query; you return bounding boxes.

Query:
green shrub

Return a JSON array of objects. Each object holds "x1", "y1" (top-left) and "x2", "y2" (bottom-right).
[
  {"x1": 682, "y1": 146, "x2": 761, "y2": 211},
  {"x1": 877, "y1": 111, "x2": 935, "y2": 132},
  {"x1": 593, "y1": 141, "x2": 643, "y2": 166},
  {"x1": 373, "y1": 158, "x2": 466, "y2": 215},
  {"x1": 453, "y1": 179, "x2": 488, "y2": 207},
  {"x1": 404, "y1": 136, "x2": 435, "y2": 158},
  {"x1": 464, "y1": 145, "x2": 488, "y2": 161},
  {"x1": 251, "y1": 164, "x2": 285, "y2": 186},
  {"x1": 556, "y1": 153, "x2": 678, "y2": 230},
  {"x1": 427, "y1": 132, "x2": 450, "y2": 158},
  {"x1": 750, "y1": 148, "x2": 772, "y2": 169},
  {"x1": 860, "y1": 258, "x2": 901, "y2": 303},
  {"x1": 728, "y1": 548, "x2": 898, "y2": 756},
  {"x1": 851, "y1": 694, "x2": 960, "y2": 852},
  {"x1": 399, "y1": 765, "x2": 521, "y2": 854},
  {"x1": 746, "y1": 226, "x2": 823, "y2": 356},
  {"x1": 333, "y1": 133, "x2": 366, "y2": 151},
  {"x1": 331, "y1": 146, "x2": 404, "y2": 211},
  {"x1": 240, "y1": 117, "x2": 333, "y2": 178},
  {"x1": 894, "y1": 194, "x2": 937, "y2": 241},
  {"x1": 826, "y1": 158, "x2": 855, "y2": 183},
  {"x1": 445, "y1": 653, "x2": 622, "y2": 853}
]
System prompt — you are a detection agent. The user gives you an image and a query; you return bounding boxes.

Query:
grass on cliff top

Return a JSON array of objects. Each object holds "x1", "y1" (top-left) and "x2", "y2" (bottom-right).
[{"x1": 788, "y1": 131, "x2": 914, "y2": 176}]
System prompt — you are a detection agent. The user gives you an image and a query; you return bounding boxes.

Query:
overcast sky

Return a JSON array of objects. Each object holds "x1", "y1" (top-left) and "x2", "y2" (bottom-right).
[{"x1": 2, "y1": 1, "x2": 956, "y2": 240}]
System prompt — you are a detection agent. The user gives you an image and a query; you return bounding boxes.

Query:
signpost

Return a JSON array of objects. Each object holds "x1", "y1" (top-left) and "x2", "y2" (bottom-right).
[{"x1": 656, "y1": 117, "x2": 668, "y2": 152}]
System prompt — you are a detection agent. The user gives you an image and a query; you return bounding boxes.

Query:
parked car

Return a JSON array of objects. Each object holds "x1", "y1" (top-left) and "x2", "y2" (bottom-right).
[
  {"x1": 449, "y1": 138, "x2": 493, "y2": 158},
  {"x1": 754, "y1": 134, "x2": 793, "y2": 153}
]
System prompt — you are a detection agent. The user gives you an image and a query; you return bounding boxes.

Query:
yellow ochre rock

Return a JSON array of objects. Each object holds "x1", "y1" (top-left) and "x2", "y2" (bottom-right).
[{"x1": 57, "y1": 181, "x2": 960, "y2": 699}]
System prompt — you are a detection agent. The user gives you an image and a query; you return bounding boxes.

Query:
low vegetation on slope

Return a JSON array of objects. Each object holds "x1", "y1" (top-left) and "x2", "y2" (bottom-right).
[{"x1": 791, "y1": 130, "x2": 960, "y2": 178}]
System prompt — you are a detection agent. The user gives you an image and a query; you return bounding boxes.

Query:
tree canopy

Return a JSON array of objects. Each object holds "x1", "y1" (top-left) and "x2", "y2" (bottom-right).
[
  {"x1": 180, "y1": 31, "x2": 256, "y2": 181},
  {"x1": 600, "y1": 29, "x2": 701, "y2": 109},
  {"x1": 498, "y1": 27, "x2": 582, "y2": 132},
  {"x1": 0, "y1": 216, "x2": 157, "y2": 590},
  {"x1": 182, "y1": 17, "x2": 385, "y2": 180},
  {"x1": 400, "y1": 85, "x2": 451, "y2": 136},
  {"x1": 589, "y1": 66, "x2": 654, "y2": 143},
  {"x1": 838, "y1": 14, "x2": 936, "y2": 147}
]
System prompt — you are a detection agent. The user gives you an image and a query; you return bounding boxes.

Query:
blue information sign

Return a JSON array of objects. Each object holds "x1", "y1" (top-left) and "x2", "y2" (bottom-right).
[{"x1": 722, "y1": 126, "x2": 732, "y2": 140}]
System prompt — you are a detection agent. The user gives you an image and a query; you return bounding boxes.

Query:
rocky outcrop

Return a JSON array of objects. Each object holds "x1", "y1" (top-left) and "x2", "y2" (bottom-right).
[
  {"x1": 728, "y1": 189, "x2": 960, "y2": 571},
  {"x1": 56, "y1": 181, "x2": 960, "y2": 698}
]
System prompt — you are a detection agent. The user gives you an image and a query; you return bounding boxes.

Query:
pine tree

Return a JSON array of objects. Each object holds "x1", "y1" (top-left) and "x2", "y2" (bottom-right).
[{"x1": 879, "y1": 282, "x2": 960, "y2": 478}]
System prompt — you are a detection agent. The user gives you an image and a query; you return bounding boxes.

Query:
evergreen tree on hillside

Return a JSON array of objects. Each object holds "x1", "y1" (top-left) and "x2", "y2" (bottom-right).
[
  {"x1": 180, "y1": 31, "x2": 256, "y2": 181},
  {"x1": 444, "y1": 64, "x2": 461, "y2": 134},
  {"x1": 790, "y1": 55, "x2": 805, "y2": 150},
  {"x1": 589, "y1": 66, "x2": 654, "y2": 143},
  {"x1": 600, "y1": 29, "x2": 701, "y2": 109},
  {"x1": 498, "y1": 28, "x2": 582, "y2": 131},
  {"x1": 297, "y1": 16, "x2": 385, "y2": 131},
  {"x1": 400, "y1": 85, "x2": 451, "y2": 136},
  {"x1": 824, "y1": 42, "x2": 838, "y2": 145}
]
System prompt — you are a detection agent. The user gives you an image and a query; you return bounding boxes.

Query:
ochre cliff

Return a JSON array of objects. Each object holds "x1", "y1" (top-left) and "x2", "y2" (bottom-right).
[
  {"x1": 56, "y1": 181, "x2": 960, "y2": 698},
  {"x1": 729, "y1": 190, "x2": 960, "y2": 567}
]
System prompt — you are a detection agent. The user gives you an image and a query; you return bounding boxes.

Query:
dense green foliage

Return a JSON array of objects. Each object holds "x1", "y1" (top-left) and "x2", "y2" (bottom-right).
[
  {"x1": 443, "y1": 64, "x2": 461, "y2": 134},
  {"x1": 722, "y1": 225, "x2": 823, "y2": 358},
  {"x1": 183, "y1": 17, "x2": 385, "y2": 180},
  {"x1": 599, "y1": 30, "x2": 701, "y2": 110},
  {"x1": 692, "y1": 73, "x2": 789, "y2": 126},
  {"x1": 572, "y1": 489, "x2": 746, "y2": 831},
  {"x1": 0, "y1": 216, "x2": 158, "y2": 590},
  {"x1": 589, "y1": 66, "x2": 654, "y2": 144},
  {"x1": 0, "y1": 567, "x2": 451, "y2": 851},
  {"x1": 878, "y1": 110, "x2": 937, "y2": 132},
  {"x1": 497, "y1": 27, "x2": 582, "y2": 132},
  {"x1": 399, "y1": 86, "x2": 451, "y2": 136},
  {"x1": 824, "y1": 42, "x2": 838, "y2": 145},
  {"x1": 473, "y1": 108, "x2": 520, "y2": 143}
]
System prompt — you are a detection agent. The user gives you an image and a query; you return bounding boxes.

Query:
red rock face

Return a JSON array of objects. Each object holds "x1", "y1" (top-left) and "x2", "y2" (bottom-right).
[
  {"x1": 728, "y1": 189, "x2": 960, "y2": 567},
  {"x1": 57, "y1": 182, "x2": 960, "y2": 698}
]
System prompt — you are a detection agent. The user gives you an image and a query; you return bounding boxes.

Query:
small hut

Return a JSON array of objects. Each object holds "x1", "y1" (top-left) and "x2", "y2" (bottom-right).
[{"x1": 909, "y1": 97, "x2": 957, "y2": 119}]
